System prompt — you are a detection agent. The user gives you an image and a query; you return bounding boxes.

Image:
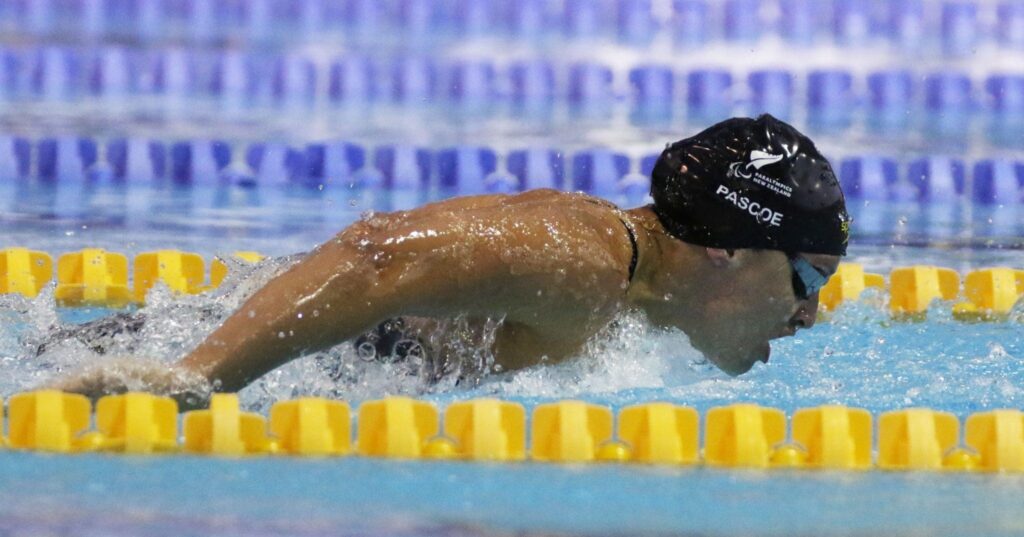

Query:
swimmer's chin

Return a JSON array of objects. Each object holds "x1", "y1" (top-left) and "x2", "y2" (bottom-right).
[{"x1": 708, "y1": 343, "x2": 771, "y2": 376}]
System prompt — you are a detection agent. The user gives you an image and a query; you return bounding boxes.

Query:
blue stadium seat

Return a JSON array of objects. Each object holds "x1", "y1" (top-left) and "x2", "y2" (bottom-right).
[
  {"x1": 972, "y1": 159, "x2": 1024, "y2": 205},
  {"x1": 30, "y1": 47, "x2": 81, "y2": 99},
  {"x1": 507, "y1": 148, "x2": 564, "y2": 190},
  {"x1": 390, "y1": 56, "x2": 436, "y2": 103},
  {"x1": 687, "y1": 69, "x2": 733, "y2": 119},
  {"x1": 941, "y1": 1, "x2": 978, "y2": 57},
  {"x1": 179, "y1": 0, "x2": 215, "y2": 42},
  {"x1": 81, "y1": 0, "x2": 108, "y2": 38},
  {"x1": 436, "y1": 146, "x2": 498, "y2": 193},
  {"x1": 374, "y1": 145, "x2": 432, "y2": 189},
  {"x1": 924, "y1": 72, "x2": 972, "y2": 113},
  {"x1": 301, "y1": 142, "x2": 369, "y2": 187},
  {"x1": 629, "y1": 65, "x2": 674, "y2": 107},
  {"x1": 211, "y1": 51, "x2": 251, "y2": 101},
  {"x1": 452, "y1": 0, "x2": 496, "y2": 36},
  {"x1": 153, "y1": 48, "x2": 194, "y2": 96},
  {"x1": 907, "y1": 157, "x2": 966, "y2": 202},
  {"x1": 37, "y1": 137, "x2": 97, "y2": 182},
  {"x1": 672, "y1": 0, "x2": 710, "y2": 48},
  {"x1": 242, "y1": 0, "x2": 270, "y2": 42},
  {"x1": 0, "y1": 48, "x2": 25, "y2": 98},
  {"x1": 572, "y1": 149, "x2": 629, "y2": 193},
  {"x1": 106, "y1": 138, "x2": 165, "y2": 182},
  {"x1": 867, "y1": 70, "x2": 913, "y2": 117},
  {"x1": 884, "y1": 0, "x2": 924, "y2": 49},
  {"x1": 130, "y1": 0, "x2": 166, "y2": 41},
  {"x1": 396, "y1": 0, "x2": 439, "y2": 36},
  {"x1": 329, "y1": 56, "x2": 376, "y2": 102},
  {"x1": 832, "y1": 0, "x2": 870, "y2": 46},
  {"x1": 0, "y1": 136, "x2": 31, "y2": 179},
  {"x1": 343, "y1": 0, "x2": 386, "y2": 37},
  {"x1": 997, "y1": 2, "x2": 1024, "y2": 49},
  {"x1": 272, "y1": 55, "x2": 316, "y2": 103},
  {"x1": 88, "y1": 47, "x2": 132, "y2": 96},
  {"x1": 444, "y1": 60, "x2": 497, "y2": 102},
  {"x1": 838, "y1": 156, "x2": 898, "y2": 201},
  {"x1": 22, "y1": 0, "x2": 55, "y2": 35},
  {"x1": 748, "y1": 69, "x2": 793, "y2": 119},
  {"x1": 807, "y1": 69, "x2": 854, "y2": 124},
  {"x1": 509, "y1": 60, "x2": 555, "y2": 104},
  {"x1": 724, "y1": 0, "x2": 762, "y2": 42},
  {"x1": 502, "y1": 0, "x2": 550, "y2": 39},
  {"x1": 563, "y1": 0, "x2": 610, "y2": 40},
  {"x1": 778, "y1": 0, "x2": 822, "y2": 45},
  {"x1": 618, "y1": 0, "x2": 657, "y2": 45},
  {"x1": 985, "y1": 74, "x2": 1024, "y2": 115},
  {"x1": 569, "y1": 62, "x2": 614, "y2": 104},
  {"x1": 170, "y1": 140, "x2": 232, "y2": 184}
]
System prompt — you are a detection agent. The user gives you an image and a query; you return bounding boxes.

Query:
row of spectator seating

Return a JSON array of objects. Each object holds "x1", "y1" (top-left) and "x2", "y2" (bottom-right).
[
  {"x1": 1, "y1": 0, "x2": 1022, "y2": 55},
  {"x1": 3, "y1": 47, "x2": 1024, "y2": 119}
]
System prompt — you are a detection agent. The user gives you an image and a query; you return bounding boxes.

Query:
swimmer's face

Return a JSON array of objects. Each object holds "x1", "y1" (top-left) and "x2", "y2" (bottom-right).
[{"x1": 676, "y1": 249, "x2": 840, "y2": 376}]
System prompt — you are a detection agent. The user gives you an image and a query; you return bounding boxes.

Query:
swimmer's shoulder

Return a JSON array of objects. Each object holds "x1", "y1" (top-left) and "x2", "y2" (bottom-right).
[{"x1": 497, "y1": 188, "x2": 624, "y2": 214}]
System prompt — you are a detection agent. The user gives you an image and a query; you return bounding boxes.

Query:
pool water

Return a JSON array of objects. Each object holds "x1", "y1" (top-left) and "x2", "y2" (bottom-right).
[
  {"x1": 3, "y1": 0, "x2": 1024, "y2": 533},
  {"x1": 0, "y1": 182, "x2": 1022, "y2": 536}
]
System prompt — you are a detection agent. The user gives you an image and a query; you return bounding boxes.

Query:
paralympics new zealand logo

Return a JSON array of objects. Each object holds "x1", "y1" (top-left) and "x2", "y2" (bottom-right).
[{"x1": 727, "y1": 150, "x2": 793, "y2": 198}]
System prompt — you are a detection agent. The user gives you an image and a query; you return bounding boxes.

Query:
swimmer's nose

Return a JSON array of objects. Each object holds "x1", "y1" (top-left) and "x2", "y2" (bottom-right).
[{"x1": 789, "y1": 294, "x2": 820, "y2": 331}]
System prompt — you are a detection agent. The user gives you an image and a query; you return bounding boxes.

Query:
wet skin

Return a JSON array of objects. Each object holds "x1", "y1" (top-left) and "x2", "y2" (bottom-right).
[{"x1": 55, "y1": 189, "x2": 839, "y2": 403}]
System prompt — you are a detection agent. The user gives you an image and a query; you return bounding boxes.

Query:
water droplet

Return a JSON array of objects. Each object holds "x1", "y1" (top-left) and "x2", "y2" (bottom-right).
[
  {"x1": 296, "y1": 313, "x2": 303, "y2": 319},
  {"x1": 277, "y1": 331, "x2": 286, "y2": 339},
  {"x1": 663, "y1": 293, "x2": 673, "y2": 301}
]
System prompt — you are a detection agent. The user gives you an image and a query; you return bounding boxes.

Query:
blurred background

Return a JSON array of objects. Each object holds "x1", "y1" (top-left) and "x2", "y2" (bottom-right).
[{"x1": 0, "y1": 0, "x2": 1022, "y2": 258}]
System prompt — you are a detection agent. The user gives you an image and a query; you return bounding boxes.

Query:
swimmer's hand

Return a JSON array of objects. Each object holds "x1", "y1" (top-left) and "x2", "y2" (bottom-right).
[{"x1": 46, "y1": 358, "x2": 213, "y2": 411}]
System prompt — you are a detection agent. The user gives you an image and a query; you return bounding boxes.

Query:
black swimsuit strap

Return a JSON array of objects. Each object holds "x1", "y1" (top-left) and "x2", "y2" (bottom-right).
[
  {"x1": 576, "y1": 197, "x2": 639, "y2": 284},
  {"x1": 619, "y1": 216, "x2": 639, "y2": 283}
]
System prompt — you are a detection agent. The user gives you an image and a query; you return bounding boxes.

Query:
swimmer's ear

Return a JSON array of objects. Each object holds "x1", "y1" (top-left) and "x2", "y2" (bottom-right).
[{"x1": 705, "y1": 248, "x2": 736, "y2": 268}]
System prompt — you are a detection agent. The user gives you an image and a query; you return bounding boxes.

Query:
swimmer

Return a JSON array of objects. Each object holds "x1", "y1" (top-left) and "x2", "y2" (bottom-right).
[{"x1": 50, "y1": 115, "x2": 849, "y2": 409}]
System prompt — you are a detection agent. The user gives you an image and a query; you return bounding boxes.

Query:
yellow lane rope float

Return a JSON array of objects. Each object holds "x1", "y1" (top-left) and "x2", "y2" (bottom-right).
[{"x1": 2, "y1": 391, "x2": 1022, "y2": 473}]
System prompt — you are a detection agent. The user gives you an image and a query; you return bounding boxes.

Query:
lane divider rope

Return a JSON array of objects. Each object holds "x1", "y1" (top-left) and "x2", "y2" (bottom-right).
[{"x1": 3, "y1": 391, "x2": 1022, "y2": 473}]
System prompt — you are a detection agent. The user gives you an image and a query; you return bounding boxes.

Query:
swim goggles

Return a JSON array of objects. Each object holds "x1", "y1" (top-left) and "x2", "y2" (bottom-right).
[{"x1": 788, "y1": 254, "x2": 830, "y2": 301}]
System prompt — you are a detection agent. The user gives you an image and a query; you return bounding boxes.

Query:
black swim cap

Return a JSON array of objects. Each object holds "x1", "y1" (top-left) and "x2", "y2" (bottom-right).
[{"x1": 651, "y1": 114, "x2": 850, "y2": 256}]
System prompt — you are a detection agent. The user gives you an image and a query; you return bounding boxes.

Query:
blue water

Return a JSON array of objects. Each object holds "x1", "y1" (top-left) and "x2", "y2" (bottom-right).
[{"x1": 1, "y1": 453, "x2": 1023, "y2": 537}]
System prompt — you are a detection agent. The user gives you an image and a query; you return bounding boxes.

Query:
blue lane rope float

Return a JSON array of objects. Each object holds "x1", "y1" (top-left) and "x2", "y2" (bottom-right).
[
  {"x1": 3, "y1": 391, "x2": 1023, "y2": 473},
  {"x1": 1, "y1": 134, "x2": 1023, "y2": 205},
  {"x1": 1, "y1": 247, "x2": 1022, "y2": 319}
]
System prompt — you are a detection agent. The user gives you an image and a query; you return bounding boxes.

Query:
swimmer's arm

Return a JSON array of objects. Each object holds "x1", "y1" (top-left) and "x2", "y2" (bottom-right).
[
  {"x1": 178, "y1": 232, "x2": 401, "y2": 392},
  {"x1": 177, "y1": 218, "x2": 561, "y2": 392}
]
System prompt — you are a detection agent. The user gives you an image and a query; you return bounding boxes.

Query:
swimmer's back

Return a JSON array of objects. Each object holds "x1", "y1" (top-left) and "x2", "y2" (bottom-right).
[
  {"x1": 331, "y1": 189, "x2": 638, "y2": 367},
  {"x1": 371, "y1": 188, "x2": 623, "y2": 225}
]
